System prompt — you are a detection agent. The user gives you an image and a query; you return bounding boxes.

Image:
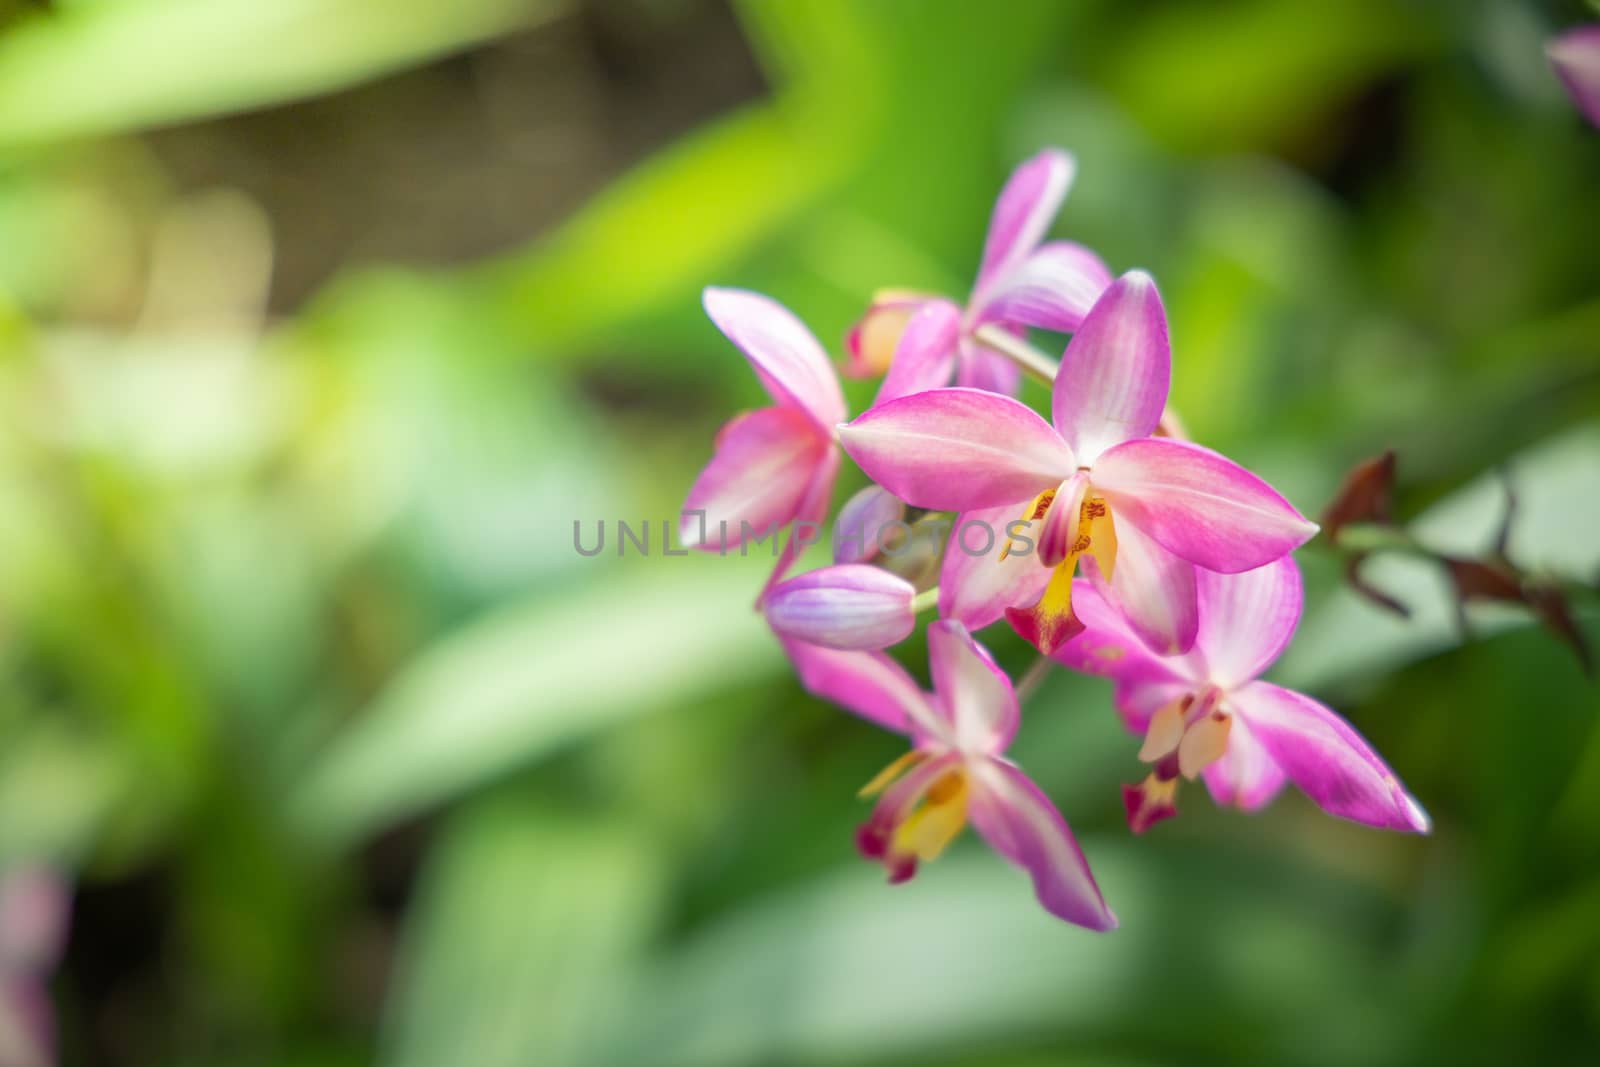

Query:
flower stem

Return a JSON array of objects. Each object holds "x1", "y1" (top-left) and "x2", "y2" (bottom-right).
[
  {"x1": 1014, "y1": 653, "x2": 1055, "y2": 703},
  {"x1": 971, "y1": 324, "x2": 1059, "y2": 385},
  {"x1": 910, "y1": 586, "x2": 940, "y2": 615}
]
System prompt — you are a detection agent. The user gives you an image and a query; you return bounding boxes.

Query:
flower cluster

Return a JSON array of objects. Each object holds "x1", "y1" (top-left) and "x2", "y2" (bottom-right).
[{"x1": 682, "y1": 149, "x2": 1429, "y2": 930}]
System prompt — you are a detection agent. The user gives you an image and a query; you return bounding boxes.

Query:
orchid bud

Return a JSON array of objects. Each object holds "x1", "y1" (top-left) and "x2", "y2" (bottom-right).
[
  {"x1": 763, "y1": 565, "x2": 917, "y2": 651},
  {"x1": 844, "y1": 291, "x2": 930, "y2": 379}
]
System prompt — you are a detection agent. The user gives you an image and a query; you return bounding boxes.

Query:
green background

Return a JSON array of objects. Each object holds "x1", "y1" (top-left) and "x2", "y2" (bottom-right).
[{"x1": 1, "y1": 1, "x2": 1597, "y2": 1064}]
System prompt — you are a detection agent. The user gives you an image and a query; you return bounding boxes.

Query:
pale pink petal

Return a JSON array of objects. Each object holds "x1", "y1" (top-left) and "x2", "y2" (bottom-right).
[
  {"x1": 927, "y1": 620, "x2": 1018, "y2": 754},
  {"x1": 779, "y1": 637, "x2": 940, "y2": 738},
  {"x1": 1092, "y1": 438, "x2": 1318, "y2": 573},
  {"x1": 1051, "y1": 271, "x2": 1170, "y2": 464},
  {"x1": 876, "y1": 299, "x2": 962, "y2": 404},
  {"x1": 1053, "y1": 578, "x2": 1194, "y2": 730},
  {"x1": 838, "y1": 388, "x2": 1074, "y2": 512},
  {"x1": 1203, "y1": 714, "x2": 1288, "y2": 812},
  {"x1": 953, "y1": 339, "x2": 1023, "y2": 396},
  {"x1": 832, "y1": 484, "x2": 905, "y2": 564},
  {"x1": 968, "y1": 758, "x2": 1117, "y2": 931},
  {"x1": 1087, "y1": 516, "x2": 1198, "y2": 655},
  {"x1": 759, "y1": 447, "x2": 840, "y2": 596},
  {"x1": 681, "y1": 407, "x2": 828, "y2": 551},
  {"x1": 1549, "y1": 26, "x2": 1600, "y2": 129},
  {"x1": 975, "y1": 241, "x2": 1113, "y2": 333},
  {"x1": 1188, "y1": 556, "x2": 1303, "y2": 689},
  {"x1": 937, "y1": 505, "x2": 1053, "y2": 631},
  {"x1": 764, "y1": 565, "x2": 916, "y2": 651},
  {"x1": 1112, "y1": 678, "x2": 1194, "y2": 736},
  {"x1": 1229, "y1": 682, "x2": 1430, "y2": 832},
  {"x1": 703, "y1": 287, "x2": 846, "y2": 431},
  {"x1": 976, "y1": 149, "x2": 1076, "y2": 290}
]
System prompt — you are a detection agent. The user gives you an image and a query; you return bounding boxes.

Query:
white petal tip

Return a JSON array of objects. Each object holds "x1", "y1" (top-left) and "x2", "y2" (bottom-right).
[{"x1": 1403, "y1": 793, "x2": 1432, "y2": 834}]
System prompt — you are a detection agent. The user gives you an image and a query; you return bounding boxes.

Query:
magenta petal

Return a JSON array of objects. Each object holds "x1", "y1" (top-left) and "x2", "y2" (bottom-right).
[
  {"x1": 703, "y1": 287, "x2": 846, "y2": 432},
  {"x1": 954, "y1": 337, "x2": 1023, "y2": 396},
  {"x1": 780, "y1": 637, "x2": 938, "y2": 738},
  {"x1": 968, "y1": 759, "x2": 1117, "y2": 931},
  {"x1": 1088, "y1": 517, "x2": 1198, "y2": 655},
  {"x1": 839, "y1": 388, "x2": 1075, "y2": 512},
  {"x1": 1549, "y1": 25, "x2": 1600, "y2": 129},
  {"x1": 764, "y1": 565, "x2": 916, "y2": 651},
  {"x1": 976, "y1": 149, "x2": 1076, "y2": 290},
  {"x1": 832, "y1": 484, "x2": 905, "y2": 564},
  {"x1": 1112, "y1": 678, "x2": 1194, "y2": 736},
  {"x1": 681, "y1": 407, "x2": 828, "y2": 551},
  {"x1": 876, "y1": 299, "x2": 962, "y2": 404},
  {"x1": 1230, "y1": 681, "x2": 1430, "y2": 832},
  {"x1": 1052, "y1": 271, "x2": 1170, "y2": 464},
  {"x1": 927, "y1": 620, "x2": 1018, "y2": 753},
  {"x1": 975, "y1": 241, "x2": 1113, "y2": 334},
  {"x1": 1202, "y1": 714, "x2": 1287, "y2": 813},
  {"x1": 1189, "y1": 556, "x2": 1303, "y2": 688},
  {"x1": 1093, "y1": 437, "x2": 1318, "y2": 573},
  {"x1": 939, "y1": 505, "x2": 1053, "y2": 631},
  {"x1": 1053, "y1": 579, "x2": 1193, "y2": 710},
  {"x1": 759, "y1": 447, "x2": 840, "y2": 596}
]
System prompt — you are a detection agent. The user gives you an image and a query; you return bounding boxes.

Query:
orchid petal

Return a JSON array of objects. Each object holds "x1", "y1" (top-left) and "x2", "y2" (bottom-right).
[
  {"x1": 1037, "y1": 473, "x2": 1089, "y2": 568},
  {"x1": 681, "y1": 407, "x2": 828, "y2": 551},
  {"x1": 1093, "y1": 437, "x2": 1318, "y2": 573},
  {"x1": 876, "y1": 299, "x2": 962, "y2": 404},
  {"x1": 976, "y1": 149, "x2": 1076, "y2": 290},
  {"x1": 1203, "y1": 714, "x2": 1287, "y2": 812},
  {"x1": 1053, "y1": 577, "x2": 1183, "y2": 681},
  {"x1": 764, "y1": 565, "x2": 916, "y2": 651},
  {"x1": 968, "y1": 759, "x2": 1117, "y2": 930},
  {"x1": 780, "y1": 638, "x2": 939, "y2": 738},
  {"x1": 839, "y1": 388, "x2": 1074, "y2": 512},
  {"x1": 927, "y1": 620, "x2": 1019, "y2": 753},
  {"x1": 954, "y1": 339, "x2": 1023, "y2": 396},
  {"x1": 1230, "y1": 681, "x2": 1430, "y2": 832},
  {"x1": 703, "y1": 287, "x2": 846, "y2": 431},
  {"x1": 1114, "y1": 679, "x2": 1196, "y2": 736},
  {"x1": 937, "y1": 505, "x2": 1054, "y2": 631},
  {"x1": 1004, "y1": 557, "x2": 1085, "y2": 657},
  {"x1": 1087, "y1": 516, "x2": 1199, "y2": 656},
  {"x1": 759, "y1": 447, "x2": 840, "y2": 596},
  {"x1": 1051, "y1": 271, "x2": 1170, "y2": 464},
  {"x1": 1549, "y1": 26, "x2": 1600, "y2": 129},
  {"x1": 976, "y1": 241, "x2": 1113, "y2": 333},
  {"x1": 1189, "y1": 556, "x2": 1303, "y2": 688},
  {"x1": 832, "y1": 484, "x2": 906, "y2": 564}
]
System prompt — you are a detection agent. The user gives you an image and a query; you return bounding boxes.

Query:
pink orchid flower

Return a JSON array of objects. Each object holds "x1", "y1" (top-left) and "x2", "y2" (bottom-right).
[
  {"x1": 782, "y1": 621, "x2": 1116, "y2": 930},
  {"x1": 763, "y1": 564, "x2": 918, "y2": 651},
  {"x1": 845, "y1": 149, "x2": 1112, "y2": 401},
  {"x1": 838, "y1": 270, "x2": 1318, "y2": 657},
  {"x1": 680, "y1": 288, "x2": 846, "y2": 589},
  {"x1": 1549, "y1": 25, "x2": 1600, "y2": 128},
  {"x1": 1056, "y1": 556, "x2": 1430, "y2": 835}
]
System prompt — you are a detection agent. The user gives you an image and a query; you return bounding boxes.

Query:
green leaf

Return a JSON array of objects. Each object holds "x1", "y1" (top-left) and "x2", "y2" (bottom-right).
[
  {"x1": 0, "y1": 0, "x2": 560, "y2": 149},
  {"x1": 624, "y1": 841, "x2": 1431, "y2": 1066},
  {"x1": 381, "y1": 795, "x2": 663, "y2": 1067},
  {"x1": 288, "y1": 556, "x2": 781, "y2": 847}
]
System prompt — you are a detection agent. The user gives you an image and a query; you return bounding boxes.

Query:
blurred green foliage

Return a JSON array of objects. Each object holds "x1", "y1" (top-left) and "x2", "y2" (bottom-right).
[{"x1": 0, "y1": 1, "x2": 1597, "y2": 1065}]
